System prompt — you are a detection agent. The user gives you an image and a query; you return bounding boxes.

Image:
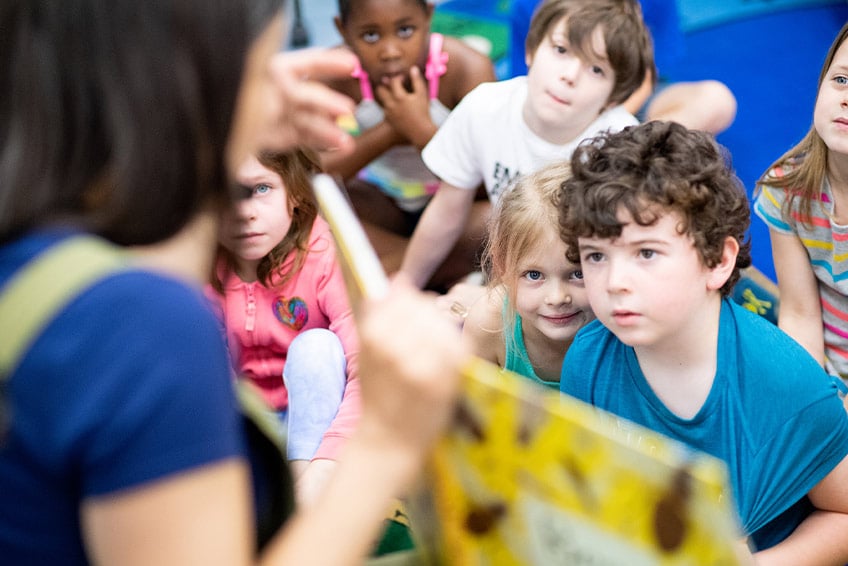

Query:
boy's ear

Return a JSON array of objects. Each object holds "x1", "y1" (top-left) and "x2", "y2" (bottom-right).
[
  {"x1": 525, "y1": 50, "x2": 534, "y2": 70},
  {"x1": 706, "y1": 236, "x2": 740, "y2": 292}
]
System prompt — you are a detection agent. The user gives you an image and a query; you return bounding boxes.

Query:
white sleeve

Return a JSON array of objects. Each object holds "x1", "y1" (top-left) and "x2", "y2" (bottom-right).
[{"x1": 421, "y1": 83, "x2": 490, "y2": 191}]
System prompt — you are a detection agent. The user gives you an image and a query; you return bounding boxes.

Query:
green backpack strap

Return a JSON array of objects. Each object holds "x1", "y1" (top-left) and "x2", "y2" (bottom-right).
[{"x1": 0, "y1": 235, "x2": 127, "y2": 379}]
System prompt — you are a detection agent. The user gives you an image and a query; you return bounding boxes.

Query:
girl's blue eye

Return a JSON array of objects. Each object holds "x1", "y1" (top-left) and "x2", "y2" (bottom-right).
[
  {"x1": 585, "y1": 252, "x2": 603, "y2": 263},
  {"x1": 524, "y1": 270, "x2": 543, "y2": 281},
  {"x1": 570, "y1": 269, "x2": 584, "y2": 281},
  {"x1": 639, "y1": 249, "x2": 655, "y2": 259},
  {"x1": 836, "y1": 76, "x2": 848, "y2": 86},
  {"x1": 254, "y1": 184, "x2": 271, "y2": 196}
]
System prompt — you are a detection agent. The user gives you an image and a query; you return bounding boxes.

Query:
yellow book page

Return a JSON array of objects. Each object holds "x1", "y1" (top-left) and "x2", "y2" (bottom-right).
[{"x1": 410, "y1": 357, "x2": 745, "y2": 566}]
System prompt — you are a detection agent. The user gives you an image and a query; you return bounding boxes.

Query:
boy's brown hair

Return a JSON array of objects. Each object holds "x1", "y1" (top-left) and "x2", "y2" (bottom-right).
[
  {"x1": 559, "y1": 121, "x2": 751, "y2": 296},
  {"x1": 525, "y1": 0, "x2": 655, "y2": 107}
]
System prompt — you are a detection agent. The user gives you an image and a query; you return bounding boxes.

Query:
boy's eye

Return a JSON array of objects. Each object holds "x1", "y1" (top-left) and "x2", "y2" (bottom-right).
[
  {"x1": 584, "y1": 252, "x2": 604, "y2": 263},
  {"x1": 639, "y1": 249, "x2": 655, "y2": 259},
  {"x1": 591, "y1": 65, "x2": 605, "y2": 76},
  {"x1": 362, "y1": 31, "x2": 380, "y2": 44},
  {"x1": 398, "y1": 25, "x2": 415, "y2": 39},
  {"x1": 553, "y1": 44, "x2": 567, "y2": 55},
  {"x1": 569, "y1": 269, "x2": 584, "y2": 281},
  {"x1": 523, "y1": 270, "x2": 544, "y2": 282},
  {"x1": 254, "y1": 183, "x2": 272, "y2": 196}
]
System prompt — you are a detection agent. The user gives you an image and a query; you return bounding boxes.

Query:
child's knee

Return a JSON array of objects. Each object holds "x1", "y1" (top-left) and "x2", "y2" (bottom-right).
[
  {"x1": 289, "y1": 328, "x2": 344, "y2": 362},
  {"x1": 285, "y1": 329, "x2": 347, "y2": 383}
]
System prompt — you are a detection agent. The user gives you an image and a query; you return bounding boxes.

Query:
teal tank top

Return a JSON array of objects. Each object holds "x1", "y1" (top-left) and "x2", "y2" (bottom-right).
[{"x1": 503, "y1": 299, "x2": 559, "y2": 390}]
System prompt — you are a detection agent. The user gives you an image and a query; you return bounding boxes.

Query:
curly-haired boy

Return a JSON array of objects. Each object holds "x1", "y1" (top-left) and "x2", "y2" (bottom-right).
[{"x1": 560, "y1": 121, "x2": 848, "y2": 560}]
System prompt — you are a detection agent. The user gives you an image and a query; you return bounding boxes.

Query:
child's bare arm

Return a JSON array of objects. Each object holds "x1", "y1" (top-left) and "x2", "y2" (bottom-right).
[
  {"x1": 376, "y1": 38, "x2": 495, "y2": 151},
  {"x1": 623, "y1": 71, "x2": 654, "y2": 116},
  {"x1": 399, "y1": 181, "x2": 476, "y2": 288},
  {"x1": 753, "y1": 457, "x2": 848, "y2": 564},
  {"x1": 770, "y1": 229, "x2": 825, "y2": 366}
]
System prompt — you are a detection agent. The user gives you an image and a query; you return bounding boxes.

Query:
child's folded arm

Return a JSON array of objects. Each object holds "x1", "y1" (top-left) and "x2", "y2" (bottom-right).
[{"x1": 399, "y1": 181, "x2": 476, "y2": 288}]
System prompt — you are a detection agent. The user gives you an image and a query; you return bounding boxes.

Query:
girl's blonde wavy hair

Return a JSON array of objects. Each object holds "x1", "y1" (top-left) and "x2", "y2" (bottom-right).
[{"x1": 482, "y1": 160, "x2": 572, "y2": 342}]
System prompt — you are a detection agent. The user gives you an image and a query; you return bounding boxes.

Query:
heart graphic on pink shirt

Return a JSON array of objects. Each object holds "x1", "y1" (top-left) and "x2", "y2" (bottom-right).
[{"x1": 273, "y1": 296, "x2": 308, "y2": 330}]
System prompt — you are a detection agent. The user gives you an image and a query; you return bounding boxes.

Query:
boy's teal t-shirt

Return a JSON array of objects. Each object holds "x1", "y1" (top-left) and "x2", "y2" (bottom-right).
[{"x1": 561, "y1": 298, "x2": 848, "y2": 550}]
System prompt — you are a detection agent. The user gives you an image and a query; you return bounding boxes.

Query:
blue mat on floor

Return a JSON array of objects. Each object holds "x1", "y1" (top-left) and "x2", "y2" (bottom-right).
[{"x1": 668, "y1": 4, "x2": 848, "y2": 282}]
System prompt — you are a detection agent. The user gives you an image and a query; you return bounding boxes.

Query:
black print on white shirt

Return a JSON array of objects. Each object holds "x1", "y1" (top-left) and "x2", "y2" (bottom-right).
[{"x1": 491, "y1": 161, "x2": 521, "y2": 201}]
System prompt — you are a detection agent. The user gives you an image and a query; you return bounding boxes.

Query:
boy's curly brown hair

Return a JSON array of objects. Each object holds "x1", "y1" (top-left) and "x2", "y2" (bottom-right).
[{"x1": 559, "y1": 121, "x2": 751, "y2": 296}]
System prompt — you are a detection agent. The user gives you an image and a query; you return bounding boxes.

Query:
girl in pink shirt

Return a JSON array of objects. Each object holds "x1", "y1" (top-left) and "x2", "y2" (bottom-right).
[{"x1": 209, "y1": 148, "x2": 360, "y2": 504}]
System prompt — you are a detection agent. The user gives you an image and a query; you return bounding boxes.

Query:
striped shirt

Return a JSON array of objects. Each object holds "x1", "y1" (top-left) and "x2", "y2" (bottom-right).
[{"x1": 754, "y1": 169, "x2": 848, "y2": 377}]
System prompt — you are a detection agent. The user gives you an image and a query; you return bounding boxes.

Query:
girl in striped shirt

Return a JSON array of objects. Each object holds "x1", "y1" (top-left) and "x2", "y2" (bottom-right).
[{"x1": 754, "y1": 22, "x2": 848, "y2": 380}]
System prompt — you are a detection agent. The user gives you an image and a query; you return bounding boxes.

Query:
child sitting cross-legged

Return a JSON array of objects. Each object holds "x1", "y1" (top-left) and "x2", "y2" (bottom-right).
[
  {"x1": 208, "y1": 149, "x2": 360, "y2": 507},
  {"x1": 559, "y1": 121, "x2": 848, "y2": 561}
]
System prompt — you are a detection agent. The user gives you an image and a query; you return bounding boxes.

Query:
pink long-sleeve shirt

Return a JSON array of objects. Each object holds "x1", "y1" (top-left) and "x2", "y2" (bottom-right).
[{"x1": 208, "y1": 218, "x2": 360, "y2": 460}]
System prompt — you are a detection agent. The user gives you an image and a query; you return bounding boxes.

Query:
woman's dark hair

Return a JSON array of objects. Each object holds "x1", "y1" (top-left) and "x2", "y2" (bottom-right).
[
  {"x1": 559, "y1": 121, "x2": 751, "y2": 296},
  {"x1": 0, "y1": 0, "x2": 283, "y2": 246}
]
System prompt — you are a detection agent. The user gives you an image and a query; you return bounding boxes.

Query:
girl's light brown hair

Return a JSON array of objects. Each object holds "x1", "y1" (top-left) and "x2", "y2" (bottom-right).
[
  {"x1": 484, "y1": 160, "x2": 572, "y2": 308},
  {"x1": 213, "y1": 148, "x2": 320, "y2": 292},
  {"x1": 755, "y1": 22, "x2": 848, "y2": 227}
]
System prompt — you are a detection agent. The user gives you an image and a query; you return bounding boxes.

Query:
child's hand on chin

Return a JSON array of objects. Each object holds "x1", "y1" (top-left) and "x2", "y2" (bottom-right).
[{"x1": 377, "y1": 66, "x2": 432, "y2": 148}]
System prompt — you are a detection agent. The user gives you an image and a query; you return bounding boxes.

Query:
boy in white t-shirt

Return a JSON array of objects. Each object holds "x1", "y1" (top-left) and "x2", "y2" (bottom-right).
[{"x1": 400, "y1": 0, "x2": 654, "y2": 289}]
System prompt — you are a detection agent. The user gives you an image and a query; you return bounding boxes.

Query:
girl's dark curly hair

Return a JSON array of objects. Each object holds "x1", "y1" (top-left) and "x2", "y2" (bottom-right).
[{"x1": 559, "y1": 121, "x2": 751, "y2": 296}]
